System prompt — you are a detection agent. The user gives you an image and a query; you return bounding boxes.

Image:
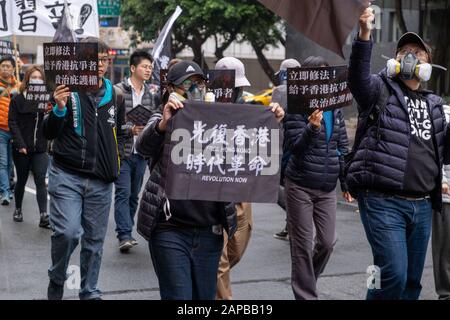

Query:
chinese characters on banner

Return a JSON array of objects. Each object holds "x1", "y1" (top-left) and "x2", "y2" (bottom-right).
[
  {"x1": 164, "y1": 101, "x2": 281, "y2": 203},
  {"x1": 207, "y1": 70, "x2": 236, "y2": 103},
  {"x1": 0, "y1": 0, "x2": 99, "y2": 38},
  {"x1": 0, "y1": 40, "x2": 12, "y2": 57},
  {"x1": 25, "y1": 84, "x2": 51, "y2": 112},
  {"x1": 44, "y1": 42, "x2": 98, "y2": 92},
  {"x1": 287, "y1": 65, "x2": 353, "y2": 114}
]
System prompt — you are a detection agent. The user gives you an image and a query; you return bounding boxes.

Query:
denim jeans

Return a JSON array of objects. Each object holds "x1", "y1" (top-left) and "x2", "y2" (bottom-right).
[
  {"x1": 358, "y1": 191, "x2": 432, "y2": 300},
  {"x1": 47, "y1": 161, "x2": 112, "y2": 300},
  {"x1": 0, "y1": 129, "x2": 12, "y2": 198},
  {"x1": 114, "y1": 153, "x2": 147, "y2": 241},
  {"x1": 149, "y1": 227, "x2": 224, "y2": 300}
]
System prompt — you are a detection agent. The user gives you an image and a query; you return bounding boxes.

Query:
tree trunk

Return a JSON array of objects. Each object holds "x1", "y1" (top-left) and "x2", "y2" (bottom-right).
[
  {"x1": 395, "y1": 0, "x2": 408, "y2": 34},
  {"x1": 251, "y1": 41, "x2": 275, "y2": 82}
]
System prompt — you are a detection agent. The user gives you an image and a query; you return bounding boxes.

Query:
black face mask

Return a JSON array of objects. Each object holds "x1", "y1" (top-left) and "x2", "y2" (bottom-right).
[{"x1": 400, "y1": 53, "x2": 419, "y2": 80}]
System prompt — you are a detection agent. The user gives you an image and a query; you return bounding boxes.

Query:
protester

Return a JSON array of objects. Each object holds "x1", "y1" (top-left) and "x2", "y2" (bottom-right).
[
  {"x1": 213, "y1": 57, "x2": 253, "y2": 300},
  {"x1": 346, "y1": 8, "x2": 450, "y2": 300},
  {"x1": 43, "y1": 37, "x2": 125, "y2": 300},
  {"x1": 0, "y1": 56, "x2": 19, "y2": 205},
  {"x1": 135, "y1": 60, "x2": 284, "y2": 300},
  {"x1": 432, "y1": 103, "x2": 450, "y2": 300},
  {"x1": 272, "y1": 58, "x2": 301, "y2": 241},
  {"x1": 283, "y1": 56, "x2": 351, "y2": 300},
  {"x1": 114, "y1": 50, "x2": 160, "y2": 253},
  {"x1": 8, "y1": 65, "x2": 50, "y2": 228}
]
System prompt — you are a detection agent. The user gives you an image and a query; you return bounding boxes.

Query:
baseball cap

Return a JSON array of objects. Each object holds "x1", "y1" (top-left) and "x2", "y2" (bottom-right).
[
  {"x1": 396, "y1": 32, "x2": 432, "y2": 62},
  {"x1": 167, "y1": 60, "x2": 206, "y2": 86},
  {"x1": 215, "y1": 57, "x2": 250, "y2": 87}
]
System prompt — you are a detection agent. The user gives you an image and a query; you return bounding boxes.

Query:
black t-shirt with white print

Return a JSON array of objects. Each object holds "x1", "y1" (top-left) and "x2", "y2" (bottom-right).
[{"x1": 398, "y1": 81, "x2": 439, "y2": 197}]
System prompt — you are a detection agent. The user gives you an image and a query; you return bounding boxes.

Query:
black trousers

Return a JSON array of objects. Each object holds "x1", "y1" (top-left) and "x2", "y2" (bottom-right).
[{"x1": 12, "y1": 151, "x2": 48, "y2": 213}]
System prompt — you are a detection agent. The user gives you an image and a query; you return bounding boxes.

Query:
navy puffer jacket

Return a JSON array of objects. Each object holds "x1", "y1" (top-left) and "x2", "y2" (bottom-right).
[
  {"x1": 284, "y1": 108, "x2": 349, "y2": 192},
  {"x1": 346, "y1": 38, "x2": 450, "y2": 211}
]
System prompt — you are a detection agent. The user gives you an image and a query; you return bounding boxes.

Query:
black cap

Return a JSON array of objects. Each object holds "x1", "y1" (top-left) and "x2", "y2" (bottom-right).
[
  {"x1": 167, "y1": 60, "x2": 206, "y2": 86},
  {"x1": 396, "y1": 32, "x2": 432, "y2": 62}
]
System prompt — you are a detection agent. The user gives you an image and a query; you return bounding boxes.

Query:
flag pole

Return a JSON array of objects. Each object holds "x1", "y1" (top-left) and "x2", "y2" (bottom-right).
[{"x1": 12, "y1": 34, "x2": 20, "y2": 81}]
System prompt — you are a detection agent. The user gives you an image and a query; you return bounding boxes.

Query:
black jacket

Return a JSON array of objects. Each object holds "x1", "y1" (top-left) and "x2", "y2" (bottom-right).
[
  {"x1": 284, "y1": 109, "x2": 349, "y2": 192},
  {"x1": 8, "y1": 93, "x2": 48, "y2": 153},
  {"x1": 43, "y1": 79, "x2": 125, "y2": 183},
  {"x1": 115, "y1": 78, "x2": 161, "y2": 159},
  {"x1": 135, "y1": 113, "x2": 237, "y2": 241},
  {"x1": 346, "y1": 38, "x2": 449, "y2": 211}
]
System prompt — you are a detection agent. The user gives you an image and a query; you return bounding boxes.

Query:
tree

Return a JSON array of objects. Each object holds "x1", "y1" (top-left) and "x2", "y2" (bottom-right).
[{"x1": 121, "y1": 0, "x2": 284, "y2": 79}]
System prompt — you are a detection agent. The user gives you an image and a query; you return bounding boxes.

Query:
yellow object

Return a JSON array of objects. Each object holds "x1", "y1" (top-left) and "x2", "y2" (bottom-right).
[{"x1": 243, "y1": 89, "x2": 273, "y2": 106}]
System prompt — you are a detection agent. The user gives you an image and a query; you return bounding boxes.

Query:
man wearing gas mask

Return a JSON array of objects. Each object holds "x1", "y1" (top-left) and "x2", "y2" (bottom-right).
[{"x1": 346, "y1": 8, "x2": 450, "y2": 300}]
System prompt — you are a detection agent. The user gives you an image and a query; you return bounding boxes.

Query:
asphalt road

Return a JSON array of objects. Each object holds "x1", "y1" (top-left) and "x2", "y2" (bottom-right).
[{"x1": 0, "y1": 173, "x2": 438, "y2": 300}]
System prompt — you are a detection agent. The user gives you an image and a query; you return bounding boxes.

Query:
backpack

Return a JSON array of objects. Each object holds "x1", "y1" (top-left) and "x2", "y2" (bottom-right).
[{"x1": 344, "y1": 78, "x2": 391, "y2": 177}]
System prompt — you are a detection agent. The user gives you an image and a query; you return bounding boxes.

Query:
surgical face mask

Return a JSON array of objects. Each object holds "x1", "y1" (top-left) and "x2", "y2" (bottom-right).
[
  {"x1": 29, "y1": 78, "x2": 44, "y2": 85},
  {"x1": 278, "y1": 70, "x2": 288, "y2": 85}
]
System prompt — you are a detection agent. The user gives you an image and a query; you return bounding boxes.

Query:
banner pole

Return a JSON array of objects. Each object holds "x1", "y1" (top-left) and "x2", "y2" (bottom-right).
[{"x1": 12, "y1": 34, "x2": 20, "y2": 81}]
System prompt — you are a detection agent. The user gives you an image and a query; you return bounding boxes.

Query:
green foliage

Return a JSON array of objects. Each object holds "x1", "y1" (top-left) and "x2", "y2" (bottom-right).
[{"x1": 121, "y1": 0, "x2": 283, "y2": 58}]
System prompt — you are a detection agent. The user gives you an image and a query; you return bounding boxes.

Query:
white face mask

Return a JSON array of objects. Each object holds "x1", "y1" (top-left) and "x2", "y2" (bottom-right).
[{"x1": 29, "y1": 78, "x2": 44, "y2": 85}]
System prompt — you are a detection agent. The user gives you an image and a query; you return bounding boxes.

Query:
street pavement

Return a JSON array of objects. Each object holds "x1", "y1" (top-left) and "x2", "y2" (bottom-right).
[{"x1": 0, "y1": 173, "x2": 438, "y2": 300}]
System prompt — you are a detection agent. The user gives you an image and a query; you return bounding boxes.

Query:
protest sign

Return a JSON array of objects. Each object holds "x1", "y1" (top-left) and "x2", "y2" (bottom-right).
[
  {"x1": 287, "y1": 65, "x2": 353, "y2": 114},
  {"x1": 0, "y1": 0, "x2": 99, "y2": 38},
  {"x1": 0, "y1": 40, "x2": 13, "y2": 58},
  {"x1": 126, "y1": 105, "x2": 153, "y2": 126},
  {"x1": 207, "y1": 70, "x2": 236, "y2": 103},
  {"x1": 164, "y1": 101, "x2": 281, "y2": 203},
  {"x1": 25, "y1": 84, "x2": 51, "y2": 113},
  {"x1": 44, "y1": 42, "x2": 98, "y2": 92}
]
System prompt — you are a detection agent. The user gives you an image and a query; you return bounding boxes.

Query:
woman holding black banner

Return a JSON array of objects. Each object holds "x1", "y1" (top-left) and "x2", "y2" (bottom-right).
[
  {"x1": 8, "y1": 65, "x2": 50, "y2": 228},
  {"x1": 136, "y1": 60, "x2": 284, "y2": 300},
  {"x1": 284, "y1": 56, "x2": 352, "y2": 300}
]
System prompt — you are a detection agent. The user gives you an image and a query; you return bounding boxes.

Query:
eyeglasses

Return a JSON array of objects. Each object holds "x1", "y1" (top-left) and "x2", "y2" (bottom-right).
[
  {"x1": 139, "y1": 64, "x2": 153, "y2": 71},
  {"x1": 181, "y1": 79, "x2": 205, "y2": 90},
  {"x1": 98, "y1": 57, "x2": 110, "y2": 65},
  {"x1": 398, "y1": 48, "x2": 428, "y2": 60}
]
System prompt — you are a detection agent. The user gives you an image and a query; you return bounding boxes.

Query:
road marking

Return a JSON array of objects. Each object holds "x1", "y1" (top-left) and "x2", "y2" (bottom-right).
[{"x1": 25, "y1": 186, "x2": 50, "y2": 200}]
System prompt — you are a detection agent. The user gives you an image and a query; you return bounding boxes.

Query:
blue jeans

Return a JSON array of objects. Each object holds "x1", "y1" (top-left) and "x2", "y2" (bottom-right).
[
  {"x1": 114, "y1": 153, "x2": 147, "y2": 241},
  {"x1": 0, "y1": 129, "x2": 12, "y2": 197},
  {"x1": 149, "y1": 227, "x2": 224, "y2": 300},
  {"x1": 358, "y1": 191, "x2": 432, "y2": 300},
  {"x1": 47, "y1": 162, "x2": 112, "y2": 300}
]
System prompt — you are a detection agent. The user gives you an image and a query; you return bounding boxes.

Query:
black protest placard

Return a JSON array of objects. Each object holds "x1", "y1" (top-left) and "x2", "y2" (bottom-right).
[
  {"x1": 25, "y1": 84, "x2": 51, "y2": 113},
  {"x1": 126, "y1": 105, "x2": 153, "y2": 126},
  {"x1": 164, "y1": 101, "x2": 281, "y2": 203},
  {"x1": 287, "y1": 65, "x2": 353, "y2": 114},
  {"x1": 207, "y1": 70, "x2": 236, "y2": 103},
  {"x1": 0, "y1": 40, "x2": 13, "y2": 57},
  {"x1": 44, "y1": 42, "x2": 99, "y2": 92}
]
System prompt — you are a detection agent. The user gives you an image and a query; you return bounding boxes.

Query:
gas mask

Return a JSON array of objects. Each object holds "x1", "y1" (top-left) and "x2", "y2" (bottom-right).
[
  {"x1": 386, "y1": 53, "x2": 432, "y2": 82},
  {"x1": 185, "y1": 83, "x2": 206, "y2": 101}
]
